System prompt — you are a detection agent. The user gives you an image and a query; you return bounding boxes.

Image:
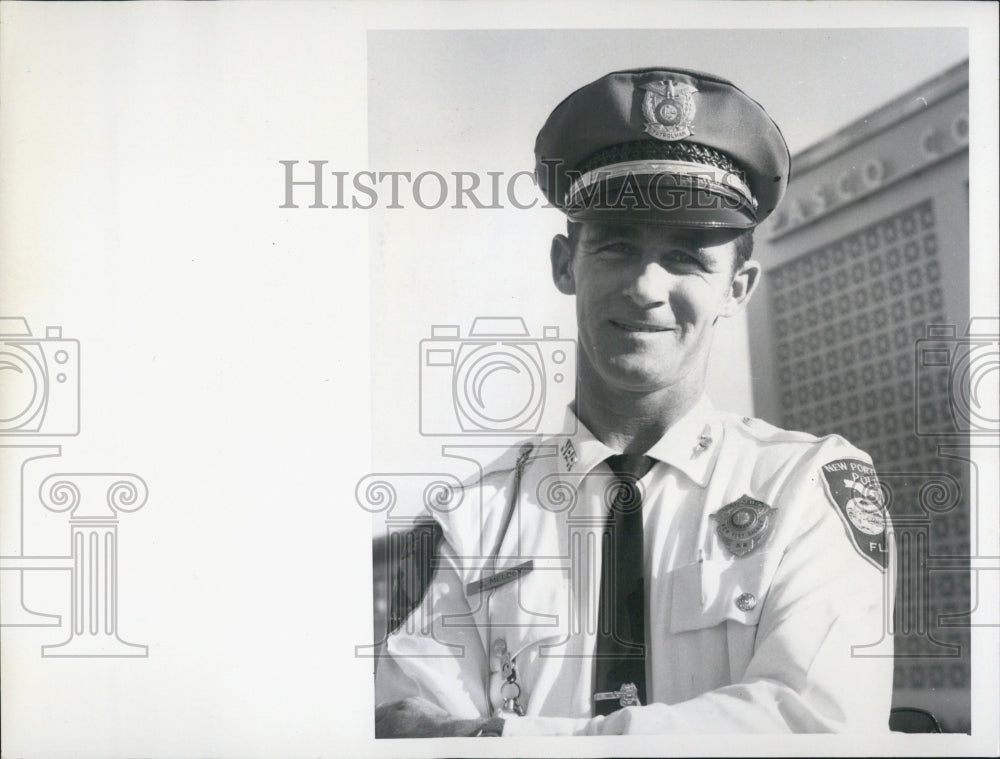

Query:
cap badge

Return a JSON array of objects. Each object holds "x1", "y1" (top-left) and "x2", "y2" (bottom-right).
[
  {"x1": 640, "y1": 80, "x2": 698, "y2": 142},
  {"x1": 711, "y1": 495, "x2": 777, "y2": 557}
]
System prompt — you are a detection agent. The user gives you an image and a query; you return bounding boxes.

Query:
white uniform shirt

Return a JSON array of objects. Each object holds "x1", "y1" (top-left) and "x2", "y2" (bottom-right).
[{"x1": 375, "y1": 396, "x2": 896, "y2": 734}]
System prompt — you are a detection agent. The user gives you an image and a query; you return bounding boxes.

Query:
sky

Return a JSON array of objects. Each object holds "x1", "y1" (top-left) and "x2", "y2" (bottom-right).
[{"x1": 369, "y1": 28, "x2": 969, "y2": 162}]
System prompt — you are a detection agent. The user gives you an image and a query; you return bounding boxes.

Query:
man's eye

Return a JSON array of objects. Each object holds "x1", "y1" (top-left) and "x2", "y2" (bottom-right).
[
  {"x1": 594, "y1": 246, "x2": 632, "y2": 258},
  {"x1": 664, "y1": 250, "x2": 700, "y2": 266}
]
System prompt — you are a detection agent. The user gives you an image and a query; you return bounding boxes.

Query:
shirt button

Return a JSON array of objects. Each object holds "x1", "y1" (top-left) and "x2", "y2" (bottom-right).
[
  {"x1": 491, "y1": 638, "x2": 507, "y2": 656},
  {"x1": 735, "y1": 592, "x2": 757, "y2": 612}
]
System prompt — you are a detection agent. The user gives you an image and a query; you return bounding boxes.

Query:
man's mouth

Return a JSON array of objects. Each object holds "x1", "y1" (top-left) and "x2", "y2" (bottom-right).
[{"x1": 609, "y1": 319, "x2": 673, "y2": 333}]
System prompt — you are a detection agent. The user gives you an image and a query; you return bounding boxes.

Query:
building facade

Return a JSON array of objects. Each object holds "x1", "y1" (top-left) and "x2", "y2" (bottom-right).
[{"x1": 750, "y1": 60, "x2": 972, "y2": 732}]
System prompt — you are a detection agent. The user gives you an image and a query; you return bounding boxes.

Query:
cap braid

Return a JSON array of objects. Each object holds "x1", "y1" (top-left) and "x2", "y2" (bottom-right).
[{"x1": 575, "y1": 140, "x2": 748, "y2": 187}]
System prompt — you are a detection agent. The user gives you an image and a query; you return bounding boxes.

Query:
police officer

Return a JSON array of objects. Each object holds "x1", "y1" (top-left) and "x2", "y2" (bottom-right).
[{"x1": 374, "y1": 67, "x2": 895, "y2": 737}]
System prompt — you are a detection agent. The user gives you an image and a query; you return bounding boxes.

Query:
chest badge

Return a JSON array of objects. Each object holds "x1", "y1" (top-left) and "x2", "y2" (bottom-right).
[
  {"x1": 640, "y1": 80, "x2": 698, "y2": 141},
  {"x1": 711, "y1": 495, "x2": 777, "y2": 557}
]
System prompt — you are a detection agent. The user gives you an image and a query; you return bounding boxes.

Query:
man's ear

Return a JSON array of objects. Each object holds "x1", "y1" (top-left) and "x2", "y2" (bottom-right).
[
  {"x1": 550, "y1": 234, "x2": 576, "y2": 295},
  {"x1": 720, "y1": 259, "x2": 762, "y2": 317}
]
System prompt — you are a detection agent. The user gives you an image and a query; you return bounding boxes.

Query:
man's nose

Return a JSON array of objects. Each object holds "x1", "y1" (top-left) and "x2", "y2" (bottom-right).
[{"x1": 622, "y1": 260, "x2": 669, "y2": 308}]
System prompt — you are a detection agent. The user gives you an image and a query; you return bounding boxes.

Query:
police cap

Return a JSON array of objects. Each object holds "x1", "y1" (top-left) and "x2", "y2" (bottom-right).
[{"x1": 535, "y1": 67, "x2": 790, "y2": 245}]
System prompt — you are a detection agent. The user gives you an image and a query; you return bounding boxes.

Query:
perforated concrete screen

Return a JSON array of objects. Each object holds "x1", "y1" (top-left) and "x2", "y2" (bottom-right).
[
  {"x1": 766, "y1": 198, "x2": 971, "y2": 730},
  {"x1": 772, "y1": 200, "x2": 943, "y2": 442}
]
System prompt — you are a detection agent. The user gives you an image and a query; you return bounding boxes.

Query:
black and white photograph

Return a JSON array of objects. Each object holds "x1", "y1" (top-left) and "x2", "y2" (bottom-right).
[
  {"x1": 364, "y1": 26, "x2": 985, "y2": 741},
  {"x1": 1, "y1": 3, "x2": 997, "y2": 757}
]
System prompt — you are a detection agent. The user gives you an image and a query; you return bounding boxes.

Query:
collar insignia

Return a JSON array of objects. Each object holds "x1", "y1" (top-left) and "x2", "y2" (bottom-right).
[
  {"x1": 560, "y1": 438, "x2": 578, "y2": 471},
  {"x1": 711, "y1": 495, "x2": 777, "y2": 557},
  {"x1": 641, "y1": 80, "x2": 698, "y2": 142},
  {"x1": 693, "y1": 424, "x2": 713, "y2": 456}
]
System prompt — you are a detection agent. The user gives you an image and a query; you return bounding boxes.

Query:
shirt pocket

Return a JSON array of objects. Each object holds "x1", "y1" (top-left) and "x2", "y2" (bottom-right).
[
  {"x1": 668, "y1": 552, "x2": 780, "y2": 683},
  {"x1": 669, "y1": 552, "x2": 779, "y2": 631}
]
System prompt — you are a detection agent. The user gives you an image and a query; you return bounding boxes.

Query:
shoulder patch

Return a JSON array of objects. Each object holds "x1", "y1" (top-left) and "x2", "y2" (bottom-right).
[
  {"x1": 820, "y1": 459, "x2": 888, "y2": 571},
  {"x1": 387, "y1": 519, "x2": 444, "y2": 635}
]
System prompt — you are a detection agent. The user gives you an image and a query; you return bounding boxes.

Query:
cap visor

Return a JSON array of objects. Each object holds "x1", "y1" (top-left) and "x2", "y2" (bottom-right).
[{"x1": 565, "y1": 173, "x2": 757, "y2": 245}]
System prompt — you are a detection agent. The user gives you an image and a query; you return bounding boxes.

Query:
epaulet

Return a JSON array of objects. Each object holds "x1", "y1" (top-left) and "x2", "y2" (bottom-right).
[
  {"x1": 729, "y1": 413, "x2": 826, "y2": 446},
  {"x1": 386, "y1": 517, "x2": 444, "y2": 635},
  {"x1": 475, "y1": 440, "x2": 539, "y2": 485}
]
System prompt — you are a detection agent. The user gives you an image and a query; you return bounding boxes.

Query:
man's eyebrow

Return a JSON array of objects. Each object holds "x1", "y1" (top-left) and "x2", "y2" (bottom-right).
[
  {"x1": 582, "y1": 235, "x2": 637, "y2": 248},
  {"x1": 663, "y1": 243, "x2": 708, "y2": 257}
]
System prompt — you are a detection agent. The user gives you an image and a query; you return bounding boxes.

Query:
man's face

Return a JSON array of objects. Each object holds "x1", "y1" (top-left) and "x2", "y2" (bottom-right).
[{"x1": 551, "y1": 221, "x2": 760, "y2": 396}]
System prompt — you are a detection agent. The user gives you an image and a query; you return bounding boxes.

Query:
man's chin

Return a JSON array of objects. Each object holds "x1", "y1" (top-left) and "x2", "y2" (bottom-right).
[{"x1": 594, "y1": 360, "x2": 680, "y2": 395}]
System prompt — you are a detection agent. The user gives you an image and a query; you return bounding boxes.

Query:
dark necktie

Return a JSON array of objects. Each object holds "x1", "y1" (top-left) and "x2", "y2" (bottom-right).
[{"x1": 593, "y1": 454, "x2": 655, "y2": 716}]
